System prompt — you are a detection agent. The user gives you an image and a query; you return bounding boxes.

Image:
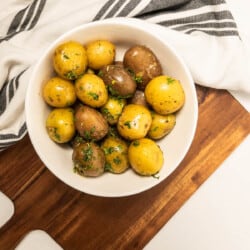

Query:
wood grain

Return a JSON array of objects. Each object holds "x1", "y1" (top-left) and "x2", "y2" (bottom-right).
[{"x1": 0, "y1": 86, "x2": 249, "y2": 250}]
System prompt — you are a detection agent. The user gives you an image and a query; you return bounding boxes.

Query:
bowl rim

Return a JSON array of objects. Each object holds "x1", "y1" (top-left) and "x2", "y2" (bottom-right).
[{"x1": 25, "y1": 17, "x2": 198, "y2": 197}]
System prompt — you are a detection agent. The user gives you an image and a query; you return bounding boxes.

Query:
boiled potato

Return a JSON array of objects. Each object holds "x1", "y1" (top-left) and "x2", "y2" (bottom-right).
[
  {"x1": 46, "y1": 108, "x2": 75, "y2": 143},
  {"x1": 100, "y1": 64, "x2": 136, "y2": 98},
  {"x1": 43, "y1": 77, "x2": 76, "y2": 108},
  {"x1": 53, "y1": 41, "x2": 88, "y2": 80},
  {"x1": 148, "y1": 112, "x2": 176, "y2": 140},
  {"x1": 129, "y1": 90, "x2": 149, "y2": 108},
  {"x1": 75, "y1": 73, "x2": 108, "y2": 108},
  {"x1": 128, "y1": 138, "x2": 164, "y2": 176},
  {"x1": 72, "y1": 141, "x2": 105, "y2": 177},
  {"x1": 145, "y1": 75, "x2": 185, "y2": 114},
  {"x1": 101, "y1": 136, "x2": 129, "y2": 174},
  {"x1": 101, "y1": 97, "x2": 126, "y2": 125},
  {"x1": 117, "y1": 104, "x2": 152, "y2": 140},
  {"x1": 123, "y1": 45, "x2": 162, "y2": 90},
  {"x1": 74, "y1": 105, "x2": 108, "y2": 141},
  {"x1": 86, "y1": 40, "x2": 115, "y2": 70}
]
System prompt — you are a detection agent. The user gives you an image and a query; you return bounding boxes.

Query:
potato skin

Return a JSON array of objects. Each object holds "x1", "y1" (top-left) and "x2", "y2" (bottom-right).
[
  {"x1": 100, "y1": 64, "x2": 136, "y2": 98},
  {"x1": 117, "y1": 104, "x2": 152, "y2": 140},
  {"x1": 145, "y1": 75, "x2": 185, "y2": 115},
  {"x1": 123, "y1": 45, "x2": 162, "y2": 90},
  {"x1": 74, "y1": 105, "x2": 108, "y2": 141},
  {"x1": 148, "y1": 112, "x2": 176, "y2": 140},
  {"x1": 129, "y1": 90, "x2": 149, "y2": 108},
  {"x1": 43, "y1": 77, "x2": 76, "y2": 108},
  {"x1": 46, "y1": 108, "x2": 75, "y2": 143},
  {"x1": 72, "y1": 141, "x2": 105, "y2": 177},
  {"x1": 101, "y1": 136, "x2": 129, "y2": 174},
  {"x1": 128, "y1": 138, "x2": 164, "y2": 176},
  {"x1": 75, "y1": 73, "x2": 108, "y2": 108},
  {"x1": 86, "y1": 40, "x2": 115, "y2": 70},
  {"x1": 53, "y1": 41, "x2": 88, "y2": 80},
  {"x1": 101, "y1": 96, "x2": 126, "y2": 125}
]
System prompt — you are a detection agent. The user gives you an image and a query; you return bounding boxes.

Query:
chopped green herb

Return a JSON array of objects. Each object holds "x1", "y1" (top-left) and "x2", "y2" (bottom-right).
[
  {"x1": 152, "y1": 126, "x2": 158, "y2": 132},
  {"x1": 127, "y1": 68, "x2": 135, "y2": 76},
  {"x1": 113, "y1": 156, "x2": 121, "y2": 165},
  {"x1": 102, "y1": 107, "x2": 109, "y2": 114},
  {"x1": 167, "y1": 77, "x2": 175, "y2": 84},
  {"x1": 107, "y1": 127, "x2": 118, "y2": 137},
  {"x1": 65, "y1": 71, "x2": 77, "y2": 80},
  {"x1": 132, "y1": 140, "x2": 140, "y2": 146},
  {"x1": 63, "y1": 54, "x2": 70, "y2": 59},
  {"x1": 98, "y1": 70, "x2": 103, "y2": 77},
  {"x1": 103, "y1": 147, "x2": 115, "y2": 155},
  {"x1": 54, "y1": 128, "x2": 61, "y2": 141},
  {"x1": 104, "y1": 162, "x2": 113, "y2": 172},
  {"x1": 102, "y1": 108, "x2": 114, "y2": 121},
  {"x1": 124, "y1": 121, "x2": 131, "y2": 129},
  {"x1": 152, "y1": 172, "x2": 160, "y2": 179},
  {"x1": 134, "y1": 75, "x2": 143, "y2": 84},
  {"x1": 88, "y1": 92, "x2": 99, "y2": 100},
  {"x1": 108, "y1": 86, "x2": 118, "y2": 96},
  {"x1": 82, "y1": 144, "x2": 93, "y2": 162},
  {"x1": 83, "y1": 127, "x2": 95, "y2": 140}
]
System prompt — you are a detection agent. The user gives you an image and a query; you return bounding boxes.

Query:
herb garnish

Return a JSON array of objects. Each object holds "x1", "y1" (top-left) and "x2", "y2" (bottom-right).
[
  {"x1": 167, "y1": 77, "x2": 175, "y2": 84},
  {"x1": 63, "y1": 54, "x2": 70, "y2": 59},
  {"x1": 88, "y1": 92, "x2": 99, "y2": 100},
  {"x1": 82, "y1": 144, "x2": 93, "y2": 162},
  {"x1": 132, "y1": 140, "x2": 140, "y2": 146},
  {"x1": 65, "y1": 71, "x2": 77, "y2": 80},
  {"x1": 103, "y1": 147, "x2": 115, "y2": 155},
  {"x1": 104, "y1": 162, "x2": 113, "y2": 172},
  {"x1": 113, "y1": 156, "x2": 121, "y2": 165},
  {"x1": 124, "y1": 121, "x2": 131, "y2": 129}
]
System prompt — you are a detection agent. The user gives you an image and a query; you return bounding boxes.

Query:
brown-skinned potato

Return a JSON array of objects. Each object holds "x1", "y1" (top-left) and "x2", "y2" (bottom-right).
[
  {"x1": 123, "y1": 45, "x2": 162, "y2": 90},
  {"x1": 100, "y1": 64, "x2": 136, "y2": 98},
  {"x1": 129, "y1": 90, "x2": 149, "y2": 108},
  {"x1": 72, "y1": 141, "x2": 105, "y2": 177},
  {"x1": 74, "y1": 105, "x2": 108, "y2": 141}
]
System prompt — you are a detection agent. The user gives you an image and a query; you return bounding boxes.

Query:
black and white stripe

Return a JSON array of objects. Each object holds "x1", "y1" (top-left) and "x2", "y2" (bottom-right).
[
  {"x1": 0, "y1": 0, "x2": 46, "y2": 151},
  {"x1": 94, "y1": 0, "x2": 239, "y2": 37},
  {"x1": 0, "y1": 0, "x2": 244, "y2": 152},
  {"x1": 0, "y1": 122, "x2": 27, "y2": 152},
  {"x1": 0, "y1": 69, "x2": 27, "y2": 152},
  {"x1": 0, "y1": 0, "x2": 46, "y2": 43},
  {"x1": 0, "y1": 69, "x2": 27, "y2": 116},
  {"x1": 94, "y1": 0, "x2": 146, "y2": 20}
]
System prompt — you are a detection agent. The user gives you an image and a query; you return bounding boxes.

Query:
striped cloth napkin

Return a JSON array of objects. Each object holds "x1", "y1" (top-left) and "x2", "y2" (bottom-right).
[{"x1": 0, "y1": 0, "x2": 249, "y2": 151}]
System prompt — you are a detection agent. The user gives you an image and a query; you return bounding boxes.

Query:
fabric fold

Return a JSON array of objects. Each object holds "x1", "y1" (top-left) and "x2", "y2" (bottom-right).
[{"x1": 0, "y1": 0, "x2": 249, "y2": 151}]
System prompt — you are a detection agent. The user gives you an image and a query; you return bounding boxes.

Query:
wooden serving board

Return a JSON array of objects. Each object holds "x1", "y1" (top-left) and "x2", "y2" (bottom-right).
[{"x1": 0, "y1": 86, "x2": 249, "y2": 250}]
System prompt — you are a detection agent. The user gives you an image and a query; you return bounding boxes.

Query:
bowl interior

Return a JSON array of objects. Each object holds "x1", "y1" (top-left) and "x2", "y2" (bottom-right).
[{"x1": 25, "y1": 19, "x2": 198, "y2": 197}]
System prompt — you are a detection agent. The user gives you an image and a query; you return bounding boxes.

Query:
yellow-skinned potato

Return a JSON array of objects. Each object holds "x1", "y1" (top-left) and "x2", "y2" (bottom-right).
[
  {"x1": 75, "y1": 73, "x2": 108, "y2": 108},
  {"x1": 128, "y1": 138, "x2": 164, "y2": 176},
  {"x1": 148, "y1": 112, "x2": 176, "y2": 140},
  {"x1": 101, "y1": 97, "x2": 126, "y2": 125},
  {"x1": 46, "y1": 108, "x2": 75, "y2": 143},
  {"x1": 145, "y1": 75, "x2": 185, "y2": 114},
  {"x1": 117, "y1": 104, "x2": 152, "y2": 140},
  {"x1": 53, "y1": 41, "x2": 88, "y2": 80},
  {"x1": 101, "y1": 136, "x2": 129, "y2": 174},
  {"x1": 43, "y1": 77, "x2": 76, "y2": 108},
  {"x1": 86, "y1": 40, "x2": 115, "y2": 70}
]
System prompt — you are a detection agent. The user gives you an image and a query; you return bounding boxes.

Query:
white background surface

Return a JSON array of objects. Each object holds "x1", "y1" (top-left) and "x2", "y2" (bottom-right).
[
  {"x1": 0, "y1": 1, "x2": 249, "y2": 249},
  {"x1": 145, "y1": 135, "x2": 250, "y2": 250},
  {"x1": 145, "y1": 1, "x2": 250, "y2": 249}
]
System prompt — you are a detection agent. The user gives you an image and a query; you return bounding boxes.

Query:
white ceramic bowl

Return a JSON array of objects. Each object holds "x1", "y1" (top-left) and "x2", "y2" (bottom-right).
[{"x1": 25, "y1": 17, "x2": 198, "y2": 197}]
